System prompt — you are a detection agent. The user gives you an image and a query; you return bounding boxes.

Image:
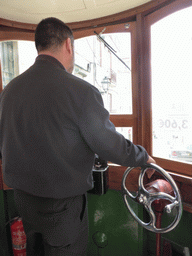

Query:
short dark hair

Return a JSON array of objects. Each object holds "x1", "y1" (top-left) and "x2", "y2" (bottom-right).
[{"x1": 35, "y1": 17, "x2": 74, "y2": 52}]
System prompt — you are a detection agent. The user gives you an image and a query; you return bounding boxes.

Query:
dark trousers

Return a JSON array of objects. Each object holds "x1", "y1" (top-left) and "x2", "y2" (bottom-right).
[{"x1": 14, "y1": 190, "x2": 88, "y2": 256}]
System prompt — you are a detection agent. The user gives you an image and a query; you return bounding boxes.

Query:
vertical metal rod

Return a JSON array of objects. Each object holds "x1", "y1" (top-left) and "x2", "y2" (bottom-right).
[{"x1": 155, "y1": 212, "x2": 162, "y2": 256}]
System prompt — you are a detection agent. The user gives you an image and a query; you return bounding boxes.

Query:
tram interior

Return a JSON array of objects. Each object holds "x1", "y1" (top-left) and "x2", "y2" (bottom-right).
[{"x1": 0, "y1": 0, "x2": 192, "y2": 255}]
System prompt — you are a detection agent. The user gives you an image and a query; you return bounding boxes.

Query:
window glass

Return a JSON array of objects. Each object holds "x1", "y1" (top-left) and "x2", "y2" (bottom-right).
[
  {"x1": 116, "y1": 127, "x2": 133, "y2": 141},
  {"x1": 74, "y1": 33, "x2": 132, "y2": 114},
  {"x1": 0, "y1": 37, "x2": 132, "y2": 114},
  {"x1": 152, "y1": 6, "x2": 192, "y2": 163},
  {"x1": 0, "y1": 41, "x2": 37, "y2": 88}
]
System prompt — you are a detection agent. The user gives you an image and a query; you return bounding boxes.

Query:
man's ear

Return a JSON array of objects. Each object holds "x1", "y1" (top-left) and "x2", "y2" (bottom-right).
[{"x1": 65, "y1": 38, "x2": 73, "y2": 55}]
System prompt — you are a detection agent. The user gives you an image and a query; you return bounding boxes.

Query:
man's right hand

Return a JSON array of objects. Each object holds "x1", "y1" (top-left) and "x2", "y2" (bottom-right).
[
  {"x1": 146, "y1": 156, "x2": 156, "y2": 179},
  {"x1": 147, "y1": 155, "x2": 156, "y2": 164}
]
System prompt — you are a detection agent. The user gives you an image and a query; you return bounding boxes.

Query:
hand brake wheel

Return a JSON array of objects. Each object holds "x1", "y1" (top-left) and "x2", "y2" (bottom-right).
[{"x1": 121, "y1": 163, "x2": 182, "y2": 233}]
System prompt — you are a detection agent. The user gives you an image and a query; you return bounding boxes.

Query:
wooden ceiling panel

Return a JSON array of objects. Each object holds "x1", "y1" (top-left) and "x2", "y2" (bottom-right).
[{"x1": 0, "y1": 0, "x2": 151, "y2": 24}]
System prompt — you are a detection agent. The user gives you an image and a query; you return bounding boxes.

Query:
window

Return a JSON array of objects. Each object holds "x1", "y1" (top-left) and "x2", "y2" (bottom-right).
[
  {"x1": 74, "y1": 31, "x2": 135, "y2": 142},
  {"x1": 0, "y1": 40, "x2": 37, "y2": 88},
  {"x1": 74, "y1": 33, "x2": 132, "y2": 115},
  {"x1": 151, "y1": 6, "x2": 192, "y2": 164},
  {"x1": 116, "y1": 127, "x2": 133, "y2": 141}
]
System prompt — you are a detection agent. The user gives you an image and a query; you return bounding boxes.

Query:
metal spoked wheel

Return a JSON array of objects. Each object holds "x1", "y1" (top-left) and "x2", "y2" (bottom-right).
[{"x1": 122, "y1": 163, "x2": 182, "y2": 233}]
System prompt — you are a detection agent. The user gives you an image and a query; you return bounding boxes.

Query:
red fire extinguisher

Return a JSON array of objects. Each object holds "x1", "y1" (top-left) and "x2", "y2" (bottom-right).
[{"x1": 10, "y1": 217, "x2": 27, "y2": 256}]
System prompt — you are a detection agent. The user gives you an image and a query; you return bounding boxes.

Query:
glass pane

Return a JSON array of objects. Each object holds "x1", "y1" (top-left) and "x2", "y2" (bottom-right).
[
  {"x1": 116, "y1": 127, "x2": 132, "y2": 142},
  {"x1": 74, "y1": 33, "x2": 132, "y2": 114},
  {"x1": 152, "y1": 6, "x2": 192, "y2": 163},
  {"x1": 0, "y1": 41, "x2": 37, "y2": 88}
]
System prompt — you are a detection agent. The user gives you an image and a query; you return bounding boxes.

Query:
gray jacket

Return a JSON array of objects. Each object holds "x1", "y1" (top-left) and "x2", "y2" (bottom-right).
[{"x1": 0, "y1": 55, "x2": 148, "y2": 198}]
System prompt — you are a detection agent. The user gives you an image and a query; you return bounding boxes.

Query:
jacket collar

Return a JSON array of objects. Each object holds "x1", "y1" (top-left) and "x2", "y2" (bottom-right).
[{"x1": 35, "y1": 54, "x2": 66, "y2": 70}]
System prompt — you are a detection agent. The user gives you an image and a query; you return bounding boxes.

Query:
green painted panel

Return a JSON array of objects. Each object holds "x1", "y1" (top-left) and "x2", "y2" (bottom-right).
[
  {"x1": 4, "y1": 189, "x2": 191, "y2": 256},
  {"x1": 1, "y1": 189, "x2": 143, "y2": 256},
  {"x1": 147, "y1": 209, "x2": 192, "y2": 255},
  {"x1": 87, "y1": 190, "x2": 143, "y2": 256}
]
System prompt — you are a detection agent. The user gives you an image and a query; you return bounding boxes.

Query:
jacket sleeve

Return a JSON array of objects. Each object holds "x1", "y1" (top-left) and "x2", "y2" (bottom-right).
[{"x1": 79, "y1": 85, "x2": 149, "y2": 167}]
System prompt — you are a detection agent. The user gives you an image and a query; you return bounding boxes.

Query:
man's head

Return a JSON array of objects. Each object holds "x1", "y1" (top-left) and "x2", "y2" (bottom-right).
[{"x1": 35, "y1": 17, "x2": 74, "y2": 73}]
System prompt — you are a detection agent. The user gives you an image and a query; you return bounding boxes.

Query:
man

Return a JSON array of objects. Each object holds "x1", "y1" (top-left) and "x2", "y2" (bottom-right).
[{"x1": 0, "y1": 17, "x2": 155, "y2": 255}]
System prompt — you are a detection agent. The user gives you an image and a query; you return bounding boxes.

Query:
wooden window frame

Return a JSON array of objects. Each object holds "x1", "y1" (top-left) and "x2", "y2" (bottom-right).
[{"x1": 143, "y1": 0, "x2": 192, "y2": 177}]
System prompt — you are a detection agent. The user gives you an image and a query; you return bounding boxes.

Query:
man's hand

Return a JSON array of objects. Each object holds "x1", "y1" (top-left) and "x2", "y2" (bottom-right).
[
  {"x1": 147, "y1": 155, "x2": 156, "y2": 164},
  {"x1": 146, "y1": 156, "x2": 156, "y2": 179}
]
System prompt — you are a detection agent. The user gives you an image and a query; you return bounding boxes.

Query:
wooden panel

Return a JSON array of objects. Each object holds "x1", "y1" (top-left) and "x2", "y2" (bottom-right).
[
  {"x1": 73, "y1": 22, "x2": 134, "y2": 40},
  {"x1": 0, "y1": 18, "x2": 36, "y2": 30},
  {"x1": 0, "y1": 27, "x2": 34, "y2": 41},
  {"x1": 108, "y1": 165, "x2": 147, "y2": 191},
  {"x1": 180, "y1": 183, "x2": 192, "y2": 204},
  {"x1": 154, "y1": 157, "x2": 192, "y2": 178},
  {"x1": 136, "y1": 13, "x2": 153, "y2": 153},
  {"x1": 183, "y1": 203, "x2": 192, "y2": 214},
  {"x1": 145, "y1": 0, "x2": 192, "y2": 25},
  {"x1": 135, "y1": 13, "x2": 144, "y2": 147},
  {"x1": 110, "y1": 115, "x2": 136, "y2": 127}
]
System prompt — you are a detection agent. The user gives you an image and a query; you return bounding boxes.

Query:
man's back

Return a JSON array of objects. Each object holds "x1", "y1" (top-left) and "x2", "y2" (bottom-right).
[{"x1": 0, "y1": 55, "x2": 96, "y2": 198}]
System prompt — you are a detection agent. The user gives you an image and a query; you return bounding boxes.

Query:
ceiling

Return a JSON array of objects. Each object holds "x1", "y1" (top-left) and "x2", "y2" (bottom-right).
[{"x1": 0, "y1": 0, "x2": 151, "y2": 24}]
